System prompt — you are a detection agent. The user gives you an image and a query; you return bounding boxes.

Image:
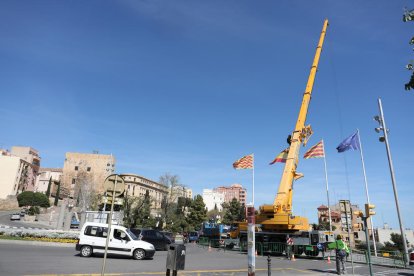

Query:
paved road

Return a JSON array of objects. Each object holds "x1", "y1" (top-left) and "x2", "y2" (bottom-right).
[
  {"x1": 0, "y1": 240, "x2": 413, "y2": 276},
  {"x1": 0, "y1": 210, "x2": 54, "y2": 230}
]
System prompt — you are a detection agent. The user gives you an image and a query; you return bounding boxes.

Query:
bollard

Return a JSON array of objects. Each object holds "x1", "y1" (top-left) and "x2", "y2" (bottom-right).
[{"x1": 267, "y1": 255, "x2": 271, "y2": 276}]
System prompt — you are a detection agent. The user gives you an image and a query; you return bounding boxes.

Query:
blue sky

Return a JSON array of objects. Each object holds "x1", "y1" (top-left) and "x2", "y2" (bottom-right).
[{"x1": 1, "y1": 1, "x2": 413, "y2": 229}]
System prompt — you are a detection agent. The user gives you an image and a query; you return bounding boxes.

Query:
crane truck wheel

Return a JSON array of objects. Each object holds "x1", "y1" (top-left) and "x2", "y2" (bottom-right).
[
  {"x1": 305, "y1": 248, "x2": 319, "y2": 257},
  {"x1": 294, "y1": 245, "x2": 304, "y2": 256}
]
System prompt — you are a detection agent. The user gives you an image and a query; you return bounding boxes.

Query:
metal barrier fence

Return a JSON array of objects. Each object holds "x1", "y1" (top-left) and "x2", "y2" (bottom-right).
[
  {"x1": 199, "y1": 238, "x2": 407, "y2": 268},
  {"x1": 342, "y1": 249, "x2": 406, "y2": 268},
  {"x1": 200, "y1": 239, "x2": 287, "y2": 256}
]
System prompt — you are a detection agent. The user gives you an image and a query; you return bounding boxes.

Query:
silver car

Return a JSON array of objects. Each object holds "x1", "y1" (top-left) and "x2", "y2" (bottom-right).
[{"x1": 10, "y1": 213, "x2": 21, "y2": 221}]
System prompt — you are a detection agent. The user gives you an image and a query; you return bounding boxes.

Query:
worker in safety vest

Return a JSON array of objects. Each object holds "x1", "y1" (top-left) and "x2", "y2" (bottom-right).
[{"x1": 327, "y1": 235, "x2": 350, "y2": 275}]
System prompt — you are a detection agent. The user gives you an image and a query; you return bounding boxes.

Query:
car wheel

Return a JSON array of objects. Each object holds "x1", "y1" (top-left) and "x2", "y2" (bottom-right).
[
  {"x1": 80, "y1": 245, "x2": 93, "y2": 257},
  {"x1": 133, "y1": 249, "x2": 145, "y2": 260}
]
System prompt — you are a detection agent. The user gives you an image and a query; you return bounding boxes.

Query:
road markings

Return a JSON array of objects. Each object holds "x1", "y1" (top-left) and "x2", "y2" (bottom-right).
[{"x1": 25, "y1": 267, "x2": 321, "y2": 276}]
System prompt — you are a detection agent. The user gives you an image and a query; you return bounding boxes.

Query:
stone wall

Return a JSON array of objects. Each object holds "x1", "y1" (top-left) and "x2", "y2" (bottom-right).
[{"x1": 0, "y1": 196, "x2": 19, "y2": 210}]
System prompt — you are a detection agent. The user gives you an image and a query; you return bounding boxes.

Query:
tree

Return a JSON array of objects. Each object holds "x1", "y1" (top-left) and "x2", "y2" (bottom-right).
[
  {"x1": 123, "y1": 190, "x2": 154, "y2": 228},
  {"x1": 136, "y1": 190, "x2": 152, "y2": 227},
  {"x1": 45, "y1": 177, "x2": 52, "y2": 197},
  {"x1": 222, "y1": 198, "x2": 242, "y2": 225},
  {"x1": 123, "y1": 195, "x2": 142, "y2": 228},
  {"x1": 312, "y1": 221, "x2": 336, "y2": 231},
  {"x1": 27, "y1": 206, "x2": 40, "y2": 216},
  {"x1": 390, "y1": 233, "x2": 409, "y2": 252},
  {"x1": 356, "y1": 241, "x2": 384, "y2": 251},
  {"x1": 76, "y1": 171, "x2": 96, "y2": 212},
  {"x1": 54, "y1": 181, "x2": 61, "y2": 206},
  {"x1": 186, "y1": 195, "x2": 207, "y2": 231},
  {"x1": 206, "y1": 208, "x2": 221, "y2": 223},
  {"x1": 159, "y1": 173, "x2": 183, "y2": 229},
  {"x1": 17, "y1": 191, "x2": 50, "y2": 208}
]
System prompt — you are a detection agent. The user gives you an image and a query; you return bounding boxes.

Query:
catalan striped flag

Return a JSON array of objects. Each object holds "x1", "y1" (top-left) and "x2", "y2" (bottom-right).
[
  {"x1": 269, "y1": 148, "x2": 289, "y2": 165},
  {"x1": 303, "y1": 140, "x2": 325, "y2": 159},
  {"x1": 233, "y1": 154, "x2": 254, "y2": 169}
]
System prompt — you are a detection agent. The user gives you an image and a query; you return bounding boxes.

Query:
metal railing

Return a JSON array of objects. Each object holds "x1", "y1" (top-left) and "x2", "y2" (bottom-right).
[
  {"x1": 345, "y1": 249, "x2": 406, "y2": 268},
  {"x1": 199, "y1": 238, "x2": 407, "y2": 269}
]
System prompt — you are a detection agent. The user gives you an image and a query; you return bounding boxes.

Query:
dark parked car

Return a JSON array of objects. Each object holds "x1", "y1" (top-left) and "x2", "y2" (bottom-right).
[
  {"x1": 129, "y1": 229, "x2": 172, "y2": 251},
  {"x1": 161, "y1": 231, "x2": 175, "y2": 243}
]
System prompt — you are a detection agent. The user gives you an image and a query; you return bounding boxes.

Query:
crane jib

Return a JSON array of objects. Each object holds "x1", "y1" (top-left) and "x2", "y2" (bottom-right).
[{"x1": 257, "y1": 19, "x2": 329, "y2": 232}]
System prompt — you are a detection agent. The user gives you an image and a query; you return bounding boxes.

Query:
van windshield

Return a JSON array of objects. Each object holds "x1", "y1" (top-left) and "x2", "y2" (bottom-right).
[{"x1": 126, "y1": 229, "x2": 139, "y2": 240}]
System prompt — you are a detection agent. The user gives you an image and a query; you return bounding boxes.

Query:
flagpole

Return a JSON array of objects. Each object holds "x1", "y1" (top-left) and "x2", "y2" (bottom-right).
[
  {"x1": 357, "y1": 129, "x2": 378, "y2": 257},
  {"x1": 250, "y1": 154, "x2": 256, "y2": 276},
  {"x1": 322, "y1": 140, "x2": 332, "y2": 232},
  {"x1": 252, "y1": 154, "x2": 255, "y2": 206}
]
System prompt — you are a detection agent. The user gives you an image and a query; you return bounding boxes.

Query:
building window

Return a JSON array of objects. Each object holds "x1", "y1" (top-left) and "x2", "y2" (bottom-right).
[
  {"x1": 72, "y1": 178, "x2": 76, "y2": 184},
  {"x1": 75, "y1": 166, "x2": 78, "y2": 171},
  {"x1": 87, "y1": 167, "x2": 91, "y2": 172}
]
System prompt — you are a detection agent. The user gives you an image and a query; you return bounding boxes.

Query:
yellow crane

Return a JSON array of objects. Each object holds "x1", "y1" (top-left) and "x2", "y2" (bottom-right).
[{"x1": 256, "y1": 19, "x2": 329, "y2": 232}]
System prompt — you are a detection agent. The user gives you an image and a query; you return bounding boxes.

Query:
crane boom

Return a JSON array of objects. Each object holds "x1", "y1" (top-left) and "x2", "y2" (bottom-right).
[{"x1": 257, "y1": 19, "x2": 329, "y2": 231}]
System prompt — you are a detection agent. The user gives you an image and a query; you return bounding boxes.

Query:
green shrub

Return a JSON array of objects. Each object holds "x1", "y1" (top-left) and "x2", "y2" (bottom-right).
[
  {"x1": 17, "y1": 191, "x2": 50, "y2": 208},
  {"x1": 27, "y1": 206, "x2": 40, "y2": 216}
]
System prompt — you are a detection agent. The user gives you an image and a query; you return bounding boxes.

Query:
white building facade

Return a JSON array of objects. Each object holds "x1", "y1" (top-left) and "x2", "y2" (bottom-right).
[
  {"x1": 0, "y1": 155, "x2": 24, "y2": 199},
  {"x1": 0, "y1": 147, "x2": 41, "y2": 199},
  {"x1": 202, "y1": 189, "x2": 225, "y2": 211},
  {"x1": 35, "y1": 168, "x2": 63, "y2": 194},
  {"x1": 375, "y1": 224, "x2": 414, "y2": 249}
]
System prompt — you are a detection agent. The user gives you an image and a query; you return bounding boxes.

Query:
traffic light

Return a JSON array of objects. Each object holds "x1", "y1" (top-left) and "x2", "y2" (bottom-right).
[
  {"x1": 353, "y1": 210, "x2": 364, "y2": 218},
  {"x1": 246, "y1": 206, "x2": 255, "y2": 217},
  {"x1": 365, "y1": 203, "x2": 376, "y2": 218}
]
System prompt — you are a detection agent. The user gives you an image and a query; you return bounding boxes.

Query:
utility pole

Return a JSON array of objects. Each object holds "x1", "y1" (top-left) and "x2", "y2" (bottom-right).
[{"x1": 374, "y1": 98, "x2": 409, "y2": 267}]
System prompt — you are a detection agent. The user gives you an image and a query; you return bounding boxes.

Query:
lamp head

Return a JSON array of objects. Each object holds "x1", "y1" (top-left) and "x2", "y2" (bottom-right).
[
  {"x1": 379, "y1": 136, "x2": 385, "y2": 142},
  {"x1": 374, "y1": 115, "x2": 380, "y2": 122},
  {"x1": 375, "y1": 127, "x2": 382, "y2": 133}
]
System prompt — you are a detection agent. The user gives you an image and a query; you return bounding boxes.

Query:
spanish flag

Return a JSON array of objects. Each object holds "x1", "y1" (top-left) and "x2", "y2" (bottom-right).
[{"x1": 269, "y1": 148, "x2": 289, "y2": 165}]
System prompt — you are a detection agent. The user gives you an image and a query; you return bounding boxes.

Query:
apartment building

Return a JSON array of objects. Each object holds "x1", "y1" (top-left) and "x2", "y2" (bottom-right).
[
  {"x1": 170, "y1": 185, "x2": 193, "y2": 202},
  {"x1": 317, "y1": 201, "x2": 369, "y2": 247},
  {"x1": 121, "y1": 173, "x2": 168, "y2": 209},
  {"x1": 11, "y1": 146, "x2": 41, "y2": 192},
  {"x1": 214, "y1": 184, "x2": 247, "y2": 205},
  {"x1": 0, "y1": 147, "x2": 41, "y2": 199},
  {"x1": 62, "y1": 152, "x2": 115, "y2": 199}
]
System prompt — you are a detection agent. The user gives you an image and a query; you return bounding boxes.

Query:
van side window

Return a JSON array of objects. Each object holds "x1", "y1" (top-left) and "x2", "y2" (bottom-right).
[
  {"x1": 156, "y1": 232, "x2": 164, "y2": 239},
  {"x1": 84, "y1": 226, "x2": 108, "y2": 238},
  {"x1": 114, "y1": 229, "x2": 129, "y2": 241}
]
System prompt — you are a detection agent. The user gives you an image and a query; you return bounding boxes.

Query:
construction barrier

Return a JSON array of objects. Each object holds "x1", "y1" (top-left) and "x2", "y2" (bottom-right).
[{"x1": 335, "y1": 249, "x2": 406, "y2": 268}]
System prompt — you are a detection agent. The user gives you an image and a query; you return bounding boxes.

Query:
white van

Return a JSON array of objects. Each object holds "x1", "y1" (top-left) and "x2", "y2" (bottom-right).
[{"x1": 76, "y1": 222, "x2": 155, "y2": 260}]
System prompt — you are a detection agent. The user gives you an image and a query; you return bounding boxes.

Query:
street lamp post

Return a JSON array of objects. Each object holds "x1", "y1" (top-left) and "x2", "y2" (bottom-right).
[{"x1": 374, "y1": 98, "x2": 409, "y2": 266}]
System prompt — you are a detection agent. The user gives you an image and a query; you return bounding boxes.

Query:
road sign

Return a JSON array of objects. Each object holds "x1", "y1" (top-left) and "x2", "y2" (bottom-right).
[
  {"x1": 104, "y1": 174, "x2": 125, "y2": 196},
  {"x1": 317, "y1": 243, "x2": 323, "y2": 250}
]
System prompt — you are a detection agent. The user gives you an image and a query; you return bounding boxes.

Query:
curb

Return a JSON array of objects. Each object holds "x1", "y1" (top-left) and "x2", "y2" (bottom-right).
[{"x1": 0, "y1": 239, "x2": 75, "y2": 247}]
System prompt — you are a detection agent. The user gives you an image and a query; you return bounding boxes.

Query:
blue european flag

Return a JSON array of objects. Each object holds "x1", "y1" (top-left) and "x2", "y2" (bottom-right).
[{"x1": 336, "y1": 132, "x2": 360, "y2": 153}]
